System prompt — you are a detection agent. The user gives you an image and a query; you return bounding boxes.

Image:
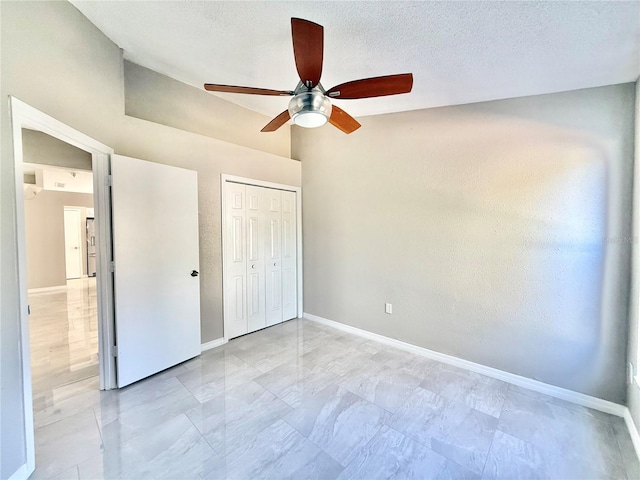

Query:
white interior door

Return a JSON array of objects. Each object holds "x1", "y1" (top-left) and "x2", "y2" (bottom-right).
[
  {"x1": 281, "y1": 191, "x2": 297, "y2": 321},
  {"x1": 265, "y1": 188, "x2": 283, "y2": 327},
  {"x1": 111, "y1": 155, "x2": 201, "y2": 387},
  {"x1": 224, "y1": 182, "x2": 248, "y2": 339},
  {"x1": 63, "y1": 208, "x2": 83, "y2": 279}
]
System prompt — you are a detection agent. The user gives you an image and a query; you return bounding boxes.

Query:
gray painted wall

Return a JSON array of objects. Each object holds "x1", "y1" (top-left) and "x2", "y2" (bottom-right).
[
  {"x1": 24, "y1": 191, "x2": 94, "y2": 289},
  {"x1": 0, "y1": 1, "x2": 299, "y2": 477},
  {"x1": 23, "y1": 129, "x2": 92, "y2": 171},
  {"x1": 627, "y1": 80, "x2": 640, "y2": 431},
  {"x1": 124, "y1": 61, "x2": 291, "y2": 158},
  {"x1": 293, "y1": 83, "x2": 635, "y2": 403}
]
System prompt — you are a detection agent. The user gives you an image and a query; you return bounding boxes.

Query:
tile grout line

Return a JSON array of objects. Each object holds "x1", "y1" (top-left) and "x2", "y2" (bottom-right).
[
  {"x1": 391, "y1": 381, "x2": 501, "y2": 476},
  {"x1": 612, "y1": 421, "x2": 636, "y2": 479},
  {"x1": 385, "y1": 423, "x2": 477, "y2": 476},
  {"x1": 386, "y1": 414, "x2": 481, "y2": 476},
  {"x1": 278, "y1": 406, "x2": 351, "y2": 470},
  {"x1": 338, "y1": 422, "x2": 386, "y2": 474},
  {"x1": 181, "y1": 406, "x2": 222, "y2": 461},
  {"x1": 479, "y1": 399, "x2": 508, "y2": 479}
]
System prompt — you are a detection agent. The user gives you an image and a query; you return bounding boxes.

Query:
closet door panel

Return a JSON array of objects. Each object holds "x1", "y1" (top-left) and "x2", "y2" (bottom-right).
[
  {"x1": 224, "y1": 183, "x2": 248, "y2": 339},
  {"x1": 265, "y1": 189, "x2": 283, "y2": 326},
  {"x1": 246, "y1": 185, "x2": 266, "y2": 332},
  {"x1": 281, "y1": 190, "x2": 298, "y2": 320}
]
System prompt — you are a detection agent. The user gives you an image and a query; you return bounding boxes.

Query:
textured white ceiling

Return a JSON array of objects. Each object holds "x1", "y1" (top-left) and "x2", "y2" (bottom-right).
[{"x1": 70, "y1": 1, "x2": 640, "y2": 118}]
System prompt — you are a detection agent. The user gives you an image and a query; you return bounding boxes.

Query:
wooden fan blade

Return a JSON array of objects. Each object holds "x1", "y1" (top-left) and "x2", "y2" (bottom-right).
[
  {"x1": 261, "y1": 110, "x2": 291, "y2": 132},
  {"x1": 204, "y1": 84, "x2": 293, "y2": 96},
  {"x1": 326, "y1": 73, "x2": 413, "y2": 99},
  {"x1": 291, "y1": 18, "x2": 323, "y2": 88},
  {"x1": 329, "y1": 105, "x2": 361, "y2": 134}
]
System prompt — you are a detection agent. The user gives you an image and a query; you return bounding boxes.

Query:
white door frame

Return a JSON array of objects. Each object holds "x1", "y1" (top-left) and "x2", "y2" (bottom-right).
[
  {"x1": 63, "y1": 207, "x2": 83, "y2": 279},
  {"x1": 10, "y1": 97, "x2": 116, "y2": 476},
  {"x1": 221, "y1": 174, "x2": 303, "y2": 342}
]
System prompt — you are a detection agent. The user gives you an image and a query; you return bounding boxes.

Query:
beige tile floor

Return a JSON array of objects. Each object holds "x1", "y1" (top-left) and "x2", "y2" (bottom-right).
[{"x1": 27, "y1": 285, "x2": 640, "y2": 479}]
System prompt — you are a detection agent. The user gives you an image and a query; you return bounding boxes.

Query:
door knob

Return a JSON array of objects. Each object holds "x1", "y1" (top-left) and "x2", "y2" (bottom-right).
[
  {"x1": 191, "y1": 270, "x2": 199, "y2": 277},
  {"x1": 273, "y1": 262, "x2": 277, "y2": 266},
  {"x1": 251, "y1": 264, "x2": 256, "y2": 269}
]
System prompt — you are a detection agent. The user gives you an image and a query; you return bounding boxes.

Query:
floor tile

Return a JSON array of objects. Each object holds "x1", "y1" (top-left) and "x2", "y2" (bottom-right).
[
  {"x1": 280, "y1": 325, "x2": 345, "y2": 353},
  {"x1": 421, "y1": 363, "x2": 508, "y2": 417},
  {"x1": 321, "y1": 347, "x2": 378, "y2": 377},
  {"x1": 369, "y1": 348, "x2": 438, "y2": 380},
  {"x1": 78, "y1": 414, "x2": 217, "y2": 479},
  {"x1": 202, "y1": 419, "x2": 343, "y2": 480},
  {"x1": 230, "y1": 339, "x2": 300, "y2": 372},
  {"x1": 613, "y1": 417, "x2": 640, "y2": 480},
  {"x1": 299, "y1": 342, "x2": 357, "y2": 369},
  {"x1": 266, "y1": 318, "x2": 307, "y2": 336},
  {"x1": 390, "y1": 386, "x2": 497, "y2": 475},
  {"x1": 283, "y1": 383, "x2": 388, "y2": 466},
  {"x1": 177, "y1": 352, "x2": 262, "y2": 403},
  {"x1": 482, "y1": 430, "x2": 617, "y2": 480},
  {"x1": 356, "y1": 340, "x2": 387, "y2": 354},
  {"x1": 339, "y1": 425, "x2": 478, "y2": 479},
  {"x1": 95, "y1": 385, "x2": 200, "y2": 448},
  {"x1": 338, "y1": 362, "x2": 422, "y2": 413},
  {"x1": 34, "y1": 376, "x2": 111, "y2": 428},
  {"x1": 254, "y1": 361, "x2": 340, "y2": 408},
  {"x1": 95, "y1": 375, "x2": 193, "y2": 424},
  {"x1": 32, "y1": 409, "x2": 103, "y2": 479},
  {"x1": 29, "y1": 278, "x2": 98, "y2": 397},
  {"x1": 186, "y1": 380, "x2": 292, "y2": 455},
  {"x1": 28, "y1": 295, "x2": 639, "y2": 480},
  {"x1": 508, "y1": 384, "x2": 620, "y2": 423},
  {"x1": 498, "y1": 390, "x2": 626, "y2": 478}
]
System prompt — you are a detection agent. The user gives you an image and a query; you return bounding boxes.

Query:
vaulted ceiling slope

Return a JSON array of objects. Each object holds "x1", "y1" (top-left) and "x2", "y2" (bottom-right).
[{"x1": 70, "y1": 1, "x2": 640, "y2": 118}]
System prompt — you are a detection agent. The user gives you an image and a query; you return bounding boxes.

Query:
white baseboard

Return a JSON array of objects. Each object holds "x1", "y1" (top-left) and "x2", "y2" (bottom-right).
[
  {"x1": 27, "y1": 285, "x2": 66, "y2": 294},
  {"x1": 8, "y1": 463, "x2": 30, "y2": 480},
  {"x1": 201, "y1": 337, "x2": 227, "y2": 352},
  {"x1": 624, "y1": 409, "x2": 640, "y2": 461},
  {"x1": 304, "y1": 312, "x2": 626, "y2": 417}
]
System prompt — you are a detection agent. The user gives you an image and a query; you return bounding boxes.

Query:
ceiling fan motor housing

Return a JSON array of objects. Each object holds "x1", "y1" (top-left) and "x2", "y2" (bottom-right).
[{"x1": 288, "y1": 90, "x2": 332, "y2": 128}]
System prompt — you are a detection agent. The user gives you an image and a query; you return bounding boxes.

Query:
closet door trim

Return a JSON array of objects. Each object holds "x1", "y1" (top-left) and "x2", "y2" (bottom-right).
[{"x1": 221, "y1": 174, "x2": 302, "y2": 342}]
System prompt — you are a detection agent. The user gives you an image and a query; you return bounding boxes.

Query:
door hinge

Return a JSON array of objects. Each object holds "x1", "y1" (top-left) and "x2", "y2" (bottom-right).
[
  {"x1": 106, "y1": 174, "x2": 113, "y2": 187},
  {"x1": 109, "y1": 261, "x2": 115, "y2": 273},
  {"x1": 112, "y1": 345, "x2": 118, "y2": 357}
]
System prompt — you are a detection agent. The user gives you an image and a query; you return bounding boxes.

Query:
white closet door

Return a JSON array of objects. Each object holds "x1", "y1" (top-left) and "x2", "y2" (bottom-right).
[
  {"x1": 265, "y1": 188, "x2": 283, "y2": 327},
  {"x1": 246, "y1": 185, "x2": 266, "y2": 332},
  {"x1": 111, "y1": 155, "x2": 201, "y2": 388},
  {"x1": 224, "y1": 182, "x2": 248, "y2": 339},
  {"x1": 281, "y1": 190, "x2": 298, "y2": 320}
]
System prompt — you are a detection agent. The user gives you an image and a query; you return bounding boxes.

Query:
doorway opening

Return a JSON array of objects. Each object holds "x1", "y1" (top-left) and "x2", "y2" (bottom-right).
[
  {"x1": 11, "y1": 97, "x2": 115, "y2": 474},
  {"x1": 21, "y1": 133, "x2": 100, "y2": 406}
]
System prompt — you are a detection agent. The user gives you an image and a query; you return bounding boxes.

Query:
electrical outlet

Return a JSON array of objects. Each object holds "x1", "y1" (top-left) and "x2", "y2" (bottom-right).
[
  {"x1": 385, "y1": 303, "x2": 392, "y2": 314},
  {"x1": 630, "y1": 362, "x2": 636, "y2": 385}
]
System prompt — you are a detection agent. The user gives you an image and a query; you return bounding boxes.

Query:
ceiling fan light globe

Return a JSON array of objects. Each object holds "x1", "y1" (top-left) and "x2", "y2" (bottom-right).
[
  {"x1": 292, "y1": 111, "x2": 328, "y2": 128},
  {"x1": 288, "y1": 91, "x2": 331, "y2": 128}
]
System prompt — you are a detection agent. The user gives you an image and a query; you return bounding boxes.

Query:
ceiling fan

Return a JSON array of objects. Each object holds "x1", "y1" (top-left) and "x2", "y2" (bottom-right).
[{"x1": 204, "y1": 18, "x2": 413, "y2": 134}]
